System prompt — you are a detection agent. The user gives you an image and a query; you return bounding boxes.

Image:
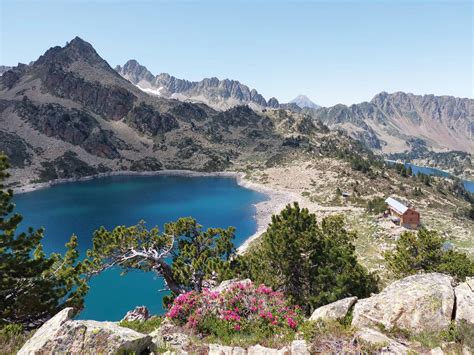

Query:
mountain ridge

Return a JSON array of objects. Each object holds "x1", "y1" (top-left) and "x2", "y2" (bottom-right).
[
  {"x1": 305, "y1": 91, "x2": 473, "y2": 153},
  {"x1": 115, "y1": 59, "x2": 472, "y2": 154},
  {"x1": 115, "y1": 59, "x2": 281, "y2": 111},
  {"x1": 0, "y1": 36, "x2": 472, "y2": 189},
  {"x1": 0, "y1": 37, "x2": 365, "y2": 186}
]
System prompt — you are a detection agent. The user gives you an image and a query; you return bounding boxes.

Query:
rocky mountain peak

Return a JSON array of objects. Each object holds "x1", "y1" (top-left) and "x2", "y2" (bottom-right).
[
  {"x1": 116, "y1": 59, "x2": 154, "y2": 83},
  {"x1": 267, "y1": 97, "x2": 280, "y2": 108},
  {"x1": 289, "y1": 95, "x2": 319, "y2": 109},
  {"x1": 33, "y1": 36, "x2": 109, "y2": 70}
]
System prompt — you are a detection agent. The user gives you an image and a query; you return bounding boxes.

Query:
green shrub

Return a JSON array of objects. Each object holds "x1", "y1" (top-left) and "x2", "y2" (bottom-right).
[
  {"x1": 366, "y1": 197, "x2": 386, "y2": 214},
  {"x1": 202, "y1": 317, "x2": 296, "y2": 348},
  {"x1": 384, "y1": 228, "x2": 474, "y2": 281}
]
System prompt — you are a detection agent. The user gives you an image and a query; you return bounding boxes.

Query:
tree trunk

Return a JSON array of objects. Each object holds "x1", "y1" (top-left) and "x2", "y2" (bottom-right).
[{"x1": 155, "y1": 259, "x2": 184, "y2": 295}]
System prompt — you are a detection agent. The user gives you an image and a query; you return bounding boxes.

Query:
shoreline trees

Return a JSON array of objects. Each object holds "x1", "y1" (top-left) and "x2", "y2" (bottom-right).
[{"x1": 0, "y1": 155, "x2": 88, "y2": 329}]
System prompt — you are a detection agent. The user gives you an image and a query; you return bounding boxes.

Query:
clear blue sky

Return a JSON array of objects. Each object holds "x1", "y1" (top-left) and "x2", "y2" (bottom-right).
[{"x1": 1, "y1": 0, "x2": 472, "y2": 106}]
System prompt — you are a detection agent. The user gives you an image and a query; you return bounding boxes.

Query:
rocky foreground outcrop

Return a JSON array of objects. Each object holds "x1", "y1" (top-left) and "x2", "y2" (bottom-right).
[
  {"x1": 18, "y1": 273, "x2": 474, "y2": 354},
  {"x1": 308, "y1": 273, "x2": 474, "y2": 352},
  {"x1": 351, "y1": 273, "x2": 455, "y2": 334},
  {"x1": 18, "y1": 308, "x2": 151, "y2": 354},
  {"x1": 455, "y1": 278, "x2": 474, "y2": 326},
  {"x1": 309, "y1": 296, "x2": 357, "y2": 322}
]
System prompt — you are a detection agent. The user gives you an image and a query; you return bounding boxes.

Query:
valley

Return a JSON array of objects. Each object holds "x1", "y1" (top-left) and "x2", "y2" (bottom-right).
[{"x1": 1, "y1": 37, "x2": 472, "y2": 269}]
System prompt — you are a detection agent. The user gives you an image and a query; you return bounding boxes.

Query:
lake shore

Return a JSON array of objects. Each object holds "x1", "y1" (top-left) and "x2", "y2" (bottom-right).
[{"x1": 11, "y1": 169, "x2": 298, "y2": 253}]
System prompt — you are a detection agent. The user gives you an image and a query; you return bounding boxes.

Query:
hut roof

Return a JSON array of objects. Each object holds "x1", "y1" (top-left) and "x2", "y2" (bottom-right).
[{"x1": 385, "y1": 197, "x2": 408, "y2": 215}]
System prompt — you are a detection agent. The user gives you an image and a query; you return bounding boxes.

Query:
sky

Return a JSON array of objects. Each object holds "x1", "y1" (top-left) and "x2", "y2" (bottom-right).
[{"x1": 1, "y1": 0, "x2": 472, "y2": 106}]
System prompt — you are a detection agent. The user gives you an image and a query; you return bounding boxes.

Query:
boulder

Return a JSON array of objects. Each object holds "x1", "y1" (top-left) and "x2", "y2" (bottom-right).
[
  {"x1": 209, "y1": 344, "x2": 246, "y2": 355},
  {"x1": 430, "y1": 347, "x2": 444, "y2": 355},
  {"x1": 454, "y1": 278, "x2": 474, "y2": 326},
  {"x1": 290, "y1": 340, "x2": 310, "y2": 354},
  {"x1": 352, "y1": 273, "x2": 455, "y2": 334},
  {"x1": 353, "y1": 327, "x2": 408, "y2": 354},
  {"x1": 309, "y1": 296, "x2": 357, "y2": 322},
  {"x1": 150, "y1": 321, "x2": 190, "y2": 354},
  {"x1": 18, "y1": 307, "x2": 152, "y2": 354},
  {"x1": 18, "y1": 308, "x2": 74, "y2": 354},
  {"x1": 121, "y1": 305, "x2": 150, "y2": 322},
  {"x1": 247, "y1": 344, "x2": 289, "y2": 355}
]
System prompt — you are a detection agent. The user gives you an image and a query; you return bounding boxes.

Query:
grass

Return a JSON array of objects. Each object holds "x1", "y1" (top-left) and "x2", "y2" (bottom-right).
[
  {"x1": 204, "y1": 330, "x2": 295, "y2": 349},
  {"x1": 408, "y1": 321, "x2": 473, "y2": 351},
  {"x1": 299, "y1": 319, "x2": 355, "y2": 343},
  {"x1": 118, "y1": 316, "x2": 163, "y2": 334},
  {"x1": 298, "y1": 318, "x2": 391, "y2": 353},
  {"x1": 0, "y1": 324, "x2": 34, "y2": 354},
  {"x1": 195, "y1": 317, "x2": 298, "y2": 349},
  {"x1": 347, "y1": 213, "x2": 391, "y2": 274},
  {"x1": 375, "y1": 321, "x2": 471, "y2": 353}
]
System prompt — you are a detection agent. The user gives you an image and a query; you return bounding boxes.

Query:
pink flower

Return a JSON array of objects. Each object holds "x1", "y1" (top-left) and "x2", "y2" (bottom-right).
[
  {"x1": 165, "y1": 281, "x2": 301, "y2": 333},
  {"x1": 287, "y1": 317, "x2": 297, "y2": 329}
]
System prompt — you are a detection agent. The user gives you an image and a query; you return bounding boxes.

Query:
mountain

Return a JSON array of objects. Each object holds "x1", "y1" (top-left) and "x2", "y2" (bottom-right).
[
  {"x1": 116, "y1": 59, "x2": 472, "y2": 155},
  {"x1": 0, "y1": 65, "x2": 12, "y2": 76},
  {"x1": 115, "y1": 60, "x2": 281, "y2": 110},
  {"x1": 0, "y1": 37, "x2": 363, "y2": 186},
  {"x1": 289, "y1": 95, "x2": 320, "y2": 109},
  {"x1": 305, "y1": 92, "x2": 473, "y2": 153}
]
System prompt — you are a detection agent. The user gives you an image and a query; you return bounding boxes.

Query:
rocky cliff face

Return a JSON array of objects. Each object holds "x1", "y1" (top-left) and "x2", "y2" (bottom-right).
[
  {"x1": 0, "y1": 37, "x2": 361, "y2": 186},
  {"x1": 306, "y1": 92, "x2": 473, "y2": 153},
  {"x1": 116, "y1": 59, "x2": 278, "y2": 111}
]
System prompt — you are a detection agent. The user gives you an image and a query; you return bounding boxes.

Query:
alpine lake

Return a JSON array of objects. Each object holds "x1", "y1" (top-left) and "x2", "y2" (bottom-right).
[{"x1": 14, "y1": 174, "x2": 267, "y2": 321}]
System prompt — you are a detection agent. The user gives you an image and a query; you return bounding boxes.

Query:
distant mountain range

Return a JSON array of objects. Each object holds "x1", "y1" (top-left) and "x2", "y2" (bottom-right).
[
  {"x1": 115, "y1": 60, "x2": 472, "y2": 154},
  {"x1": 0, "y1": 37, "x2": 471, "y2": 186},
  {"x1": 115, "y1": 59, "x2": 283, "y2": 111},
  {"x1": 305, "y1": 92, "x2": 473, "y2": 153},
  {"x1": 0, "y1": 37, "x2": 360, "y2": 185}
]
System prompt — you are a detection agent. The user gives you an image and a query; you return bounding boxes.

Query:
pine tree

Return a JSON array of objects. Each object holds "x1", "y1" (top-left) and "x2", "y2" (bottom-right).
[
  {"x1": 84, "y1": 217, "x2": 237, "y2": 306},
  {"x1": 0, "y1": 155, "x2": 88, "y2": 329},
  {"x1": 241, "y1": 203, "x2": 379, "y2": 314}
]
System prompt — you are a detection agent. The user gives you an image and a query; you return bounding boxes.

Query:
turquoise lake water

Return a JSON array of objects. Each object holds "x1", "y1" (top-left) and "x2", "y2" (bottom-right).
[
  {"x1": 387, "y1": 161, "x2": 474, "y2": 193},
  {"x1": 13, "y1": 175, "x2": 267, "y2": 321}
]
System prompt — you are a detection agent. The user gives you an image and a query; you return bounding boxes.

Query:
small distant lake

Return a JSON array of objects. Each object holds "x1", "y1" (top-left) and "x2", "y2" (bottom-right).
[
  {"x1": 13, "y1": 174, "x2": 267, "y2": 321},
  {"x1": 386, "y1": 161, "x2": 474, "y2": 193}
]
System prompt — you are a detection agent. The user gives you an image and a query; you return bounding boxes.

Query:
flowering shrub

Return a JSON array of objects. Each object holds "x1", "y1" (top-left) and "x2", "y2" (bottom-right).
[{"x1": 166, "y1": 281, "x2": 303, "y2": 345}]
